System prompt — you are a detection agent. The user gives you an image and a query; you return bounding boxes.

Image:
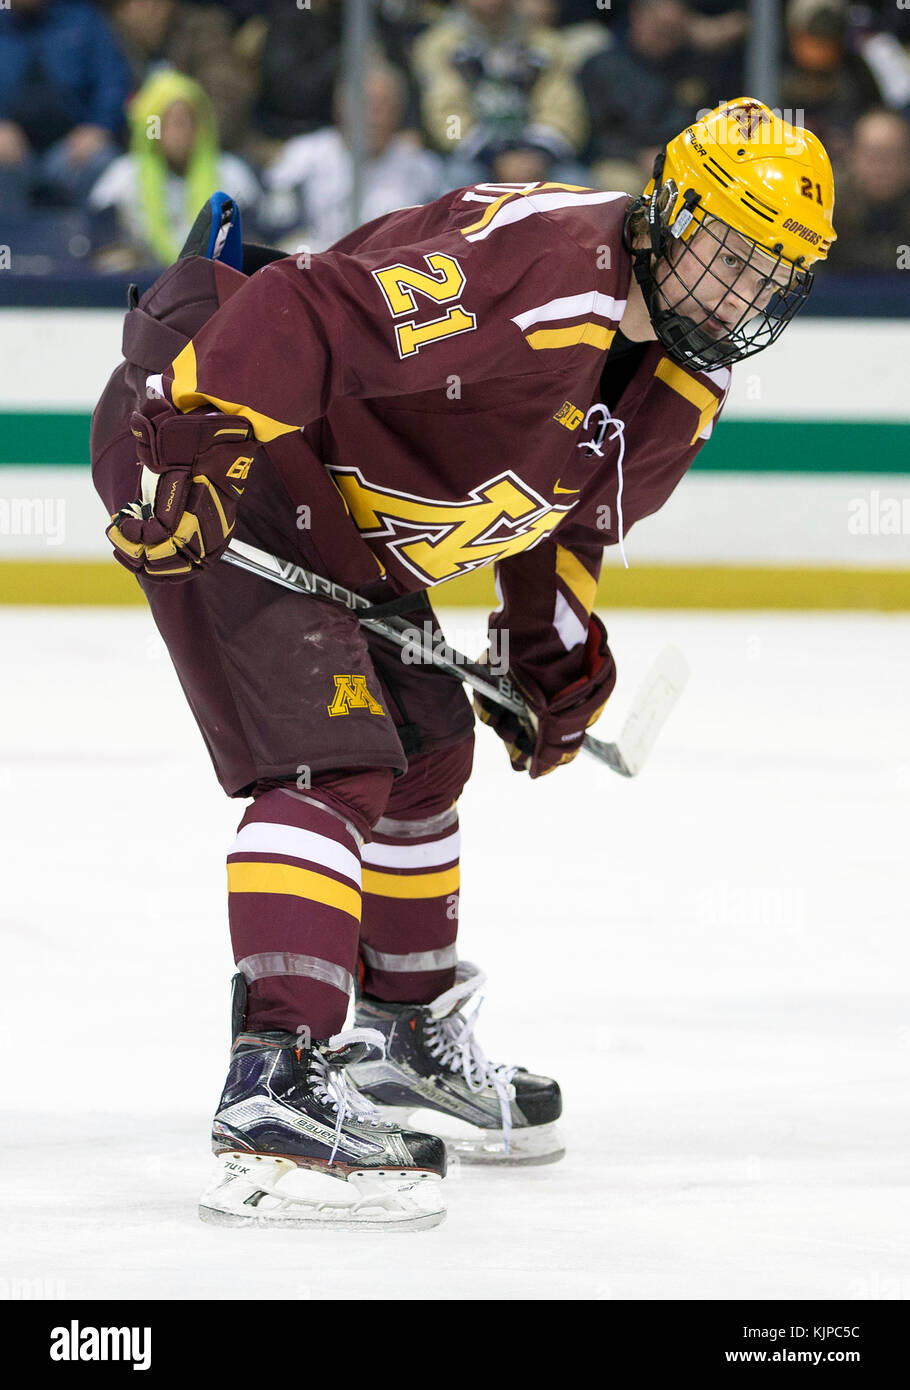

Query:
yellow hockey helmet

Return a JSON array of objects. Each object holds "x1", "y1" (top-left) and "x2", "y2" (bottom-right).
[
  {"x1": 627, "y1": 98, "x2": 837, "y2": 371},
  {"x1": 653, "y1": 97, "x2": 836, "y2": 265}
]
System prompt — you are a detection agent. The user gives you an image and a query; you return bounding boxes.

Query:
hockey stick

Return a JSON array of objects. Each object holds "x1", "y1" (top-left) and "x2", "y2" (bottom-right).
[{"x1": 221, "y1": 539, "x2": 688, "y2": 776}]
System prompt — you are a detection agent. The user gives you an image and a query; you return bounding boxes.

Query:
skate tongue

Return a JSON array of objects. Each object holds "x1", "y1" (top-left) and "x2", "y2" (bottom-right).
[
  {"x1": 315, "y1": 1028, "x2": 391, "y2": 1161},
  {"x1": 428, "y1": 962, "x2": 487, "y2": 1020},
  {"x1": 323, "y1": 1026, "x2": 386, "y2": 1067}
]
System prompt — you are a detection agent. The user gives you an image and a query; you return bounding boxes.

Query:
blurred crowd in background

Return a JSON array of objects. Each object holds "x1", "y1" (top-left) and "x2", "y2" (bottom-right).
[{"x1": 1, "y1": 0, "x2": 909, "y2": 277}]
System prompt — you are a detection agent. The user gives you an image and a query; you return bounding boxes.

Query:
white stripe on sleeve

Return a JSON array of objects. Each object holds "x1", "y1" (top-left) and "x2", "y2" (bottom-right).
[
  {"x1": 553, "y1": 590, "x2": 587, "y2": 651},
  {"x1": 465, "y1": 189, "x2": 626, "y2": 242},
  {"x1": 512, "y1": 291, "x2": 627, "y2": 332}
]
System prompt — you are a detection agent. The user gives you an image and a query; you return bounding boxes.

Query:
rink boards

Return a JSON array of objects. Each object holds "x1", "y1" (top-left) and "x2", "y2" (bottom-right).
[{"x1": 1, "y1": 311, "x2": 908, "y2": 607}]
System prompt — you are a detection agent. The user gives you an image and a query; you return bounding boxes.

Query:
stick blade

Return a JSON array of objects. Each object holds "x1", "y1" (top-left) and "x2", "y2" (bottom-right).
[{"x1": 612, "y1": 644, "x2": 689, "y2": 777}]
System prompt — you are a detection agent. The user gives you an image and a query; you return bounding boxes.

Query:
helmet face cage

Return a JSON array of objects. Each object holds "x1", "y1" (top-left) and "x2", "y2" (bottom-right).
[{"x1": 632, "y1": 188, "x2": 814, "y2": 372}]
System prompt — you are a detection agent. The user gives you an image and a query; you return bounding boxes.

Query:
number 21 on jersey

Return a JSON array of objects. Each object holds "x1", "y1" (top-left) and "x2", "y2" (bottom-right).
[{"x1": 372, "y1": 253, "x2": 477, "y2": 358}]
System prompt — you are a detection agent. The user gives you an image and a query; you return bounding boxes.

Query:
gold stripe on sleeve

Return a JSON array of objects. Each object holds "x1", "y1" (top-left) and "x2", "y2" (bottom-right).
[
  {"x1": 169, "y1": 343, "x2": 298, "y2": 443},
  {"x1": 654, "y1": 357, "x2": 720, "y2": 444},
  {"x1": 524, "y1": 324, "x2": 615, "y2": 352},
  {"x1": 555, "y1": 545, "x2": 598, "y2": 615}
]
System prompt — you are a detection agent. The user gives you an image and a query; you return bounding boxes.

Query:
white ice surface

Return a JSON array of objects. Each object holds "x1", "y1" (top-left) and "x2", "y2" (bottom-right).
[{"x1": 2, "y1": 606, "x2": 909, "y2": 1301}]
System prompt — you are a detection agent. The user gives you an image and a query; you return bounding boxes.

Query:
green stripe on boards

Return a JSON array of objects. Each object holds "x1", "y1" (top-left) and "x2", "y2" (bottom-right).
[
  {"x1": 696, "y1": 420, "x2": 910, "y2": 473},
  {"x1": 0, "y1": 413, "x2": 92, "y2": 465},
  {"x1": 0, "y1": 414, "x2": 909, "y2": 473}
]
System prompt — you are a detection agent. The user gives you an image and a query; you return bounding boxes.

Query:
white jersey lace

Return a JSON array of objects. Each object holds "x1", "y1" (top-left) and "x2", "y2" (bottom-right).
[{"x1": 579, "y1": 402, "x2": 629, "y2": 569}]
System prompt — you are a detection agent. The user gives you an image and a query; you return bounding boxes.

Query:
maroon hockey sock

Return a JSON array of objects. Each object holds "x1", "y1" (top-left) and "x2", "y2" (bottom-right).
[
  {"x1": 227, "y1": 786, "x2": 367, "y2": 1039},
  {"x1": 359, "y1": 806, "x2": 461, "y2": 1004}
]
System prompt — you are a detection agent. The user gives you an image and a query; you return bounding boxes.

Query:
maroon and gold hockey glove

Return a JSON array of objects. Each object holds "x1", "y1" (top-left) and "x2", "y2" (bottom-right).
[
  {"x1": 474, "y1": 614, "x2": 616, "y2": 778},
  {"x1": 106, "y1": 406, "x2": 255, "y2": 580}
]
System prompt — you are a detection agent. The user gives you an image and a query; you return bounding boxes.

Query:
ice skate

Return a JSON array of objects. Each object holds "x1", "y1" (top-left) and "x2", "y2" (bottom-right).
[
  {"x1": 350, "y1": 962, "x2": 564, "y2": 1165},
  {"x1": 199, "y1": 1011, "x2": 447, "y2": 1230}
]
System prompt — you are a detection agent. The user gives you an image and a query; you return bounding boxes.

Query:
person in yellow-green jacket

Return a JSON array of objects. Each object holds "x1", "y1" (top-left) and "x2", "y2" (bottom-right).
[{"x1": 88, "y1": 68, "x2": 260, "y2": 269}]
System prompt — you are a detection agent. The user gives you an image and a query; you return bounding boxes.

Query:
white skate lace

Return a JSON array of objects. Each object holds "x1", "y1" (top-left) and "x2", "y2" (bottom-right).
[
  {"x1": 307, "y1": 1028, "x2": 396, "y2": 1165},
  {"x1": 424, "y1": 991, "x2": 518, "y2": 1152}
]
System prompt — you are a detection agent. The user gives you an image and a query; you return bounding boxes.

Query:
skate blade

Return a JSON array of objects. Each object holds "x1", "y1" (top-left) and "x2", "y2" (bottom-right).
[
  {"x1": 377, "y1": 1109, "x2": 566, "y2": 1166},
  {"x1": 198, "y1": 1153, "x2": 446, "y2": 1231}
]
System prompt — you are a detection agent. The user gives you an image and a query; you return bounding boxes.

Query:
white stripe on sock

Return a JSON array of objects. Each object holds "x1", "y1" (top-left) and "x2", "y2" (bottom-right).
[
  {"x1": 362, "y1": 830, "x2": 461, "y2": 870},
  {"x1": 230, "y1": 823, "x2": 361, "y2": 886}
]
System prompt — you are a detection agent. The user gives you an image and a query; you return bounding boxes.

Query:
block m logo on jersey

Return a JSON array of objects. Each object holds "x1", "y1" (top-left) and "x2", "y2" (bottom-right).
[
  {"x1": 327, "y1": 675, "x2": 387, "y2": 718},
  {"x1": 328, "y1": 467, "x2": 574, "y2": 586}
]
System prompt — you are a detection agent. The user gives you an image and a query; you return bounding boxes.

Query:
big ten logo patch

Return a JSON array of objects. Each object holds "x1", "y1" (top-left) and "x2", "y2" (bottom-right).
[
  {"x1": 553, "y1": 401, "x2": 585, "y2": 431},
  {"x1": 327, "y1": 675, "x2": 387, "y2": 718}
]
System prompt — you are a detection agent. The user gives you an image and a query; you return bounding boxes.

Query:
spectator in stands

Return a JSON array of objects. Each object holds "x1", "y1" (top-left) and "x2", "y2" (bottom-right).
[
  {"x1": 375, "y1": 0, "x2": 438, "y2": 84},
  {"x1": 579, "y1": 0, "x2": 731, "y2": 193},
  {"x1": 411, "y1": 0, "x2": 588, "y2": 187},
  {"x1": 556, "y1": 0, "x2": 747, "y2": 74},
  {"x1": 686, "y1": 0, "x2": 749, "y2": 64},
  {"x1": 251, "y1": 0, "x2": 343, "y2": 145},
  {"x1": 829, "y1": 109, "x2": 910, "y2": 272},
  {"x1": 0, "y1": 0, "x2": 129, "y2": 210},
  {"x1": 517, "y1": 0, "x2": 612, "y2": 73},
  {"x1": 87, "y1": 69, "x2": 260, "y2": 270},
  {"x1": 263, "y1": 63, "x2": 444, "y2": 254},
  {"x1": 110, "y1": 0, "x2": 255, "y2": 153},
  {"x1": 837, "y1": 3, "x2": 910, "y2": 121},
  {"x1": 780, "y1": 0, "x2": 883, "y2": 162},
  {"x1": 374, "y1": 0, "x2": 441, "y2": 135}
]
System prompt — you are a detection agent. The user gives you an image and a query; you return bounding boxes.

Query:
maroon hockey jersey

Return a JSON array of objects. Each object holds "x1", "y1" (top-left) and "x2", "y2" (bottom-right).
[{"x1": 153, "y1": 181, "x2": 730, "y2": 697}]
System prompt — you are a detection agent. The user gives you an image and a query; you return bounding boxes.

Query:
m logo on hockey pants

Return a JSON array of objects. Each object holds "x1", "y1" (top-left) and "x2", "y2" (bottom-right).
[{"x1": 327, "y1": 676, "x2": 387, "y2": 718}]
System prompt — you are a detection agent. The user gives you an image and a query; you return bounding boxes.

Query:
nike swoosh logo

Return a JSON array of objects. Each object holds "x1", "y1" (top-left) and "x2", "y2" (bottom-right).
[{"x1": 553, "y1": 480, "x2": 580, "y2": 495}]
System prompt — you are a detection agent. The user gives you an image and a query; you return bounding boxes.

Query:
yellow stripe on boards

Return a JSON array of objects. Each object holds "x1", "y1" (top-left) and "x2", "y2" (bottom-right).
[
  {"x1": 653, "y1": 357, "x2": 719, "y2": 444},
  {"x1": 169, "y1": 343, "x2": 297, "y2": 444},
  {"x1": 362, "y1": 867, "x2": 460, "y2": 900},
  {"x1": 555, "y1": 545, "x2": 597, "y2": 614},
  {"x1": 227, "y1": 861, "x2": 361, "y2": 920},
  {"x1": 525, "y1": 324, "x2": 615, "y2": 352},
  {"x1": 5, "y1": 563, "x2": 910, "y2": 610}
]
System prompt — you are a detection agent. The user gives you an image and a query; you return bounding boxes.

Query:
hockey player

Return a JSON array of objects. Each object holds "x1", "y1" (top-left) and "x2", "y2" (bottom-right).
[{"x1": 91, "y1": 100, "x2": 835, "y2": 1229}]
